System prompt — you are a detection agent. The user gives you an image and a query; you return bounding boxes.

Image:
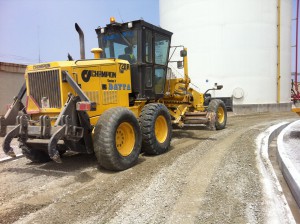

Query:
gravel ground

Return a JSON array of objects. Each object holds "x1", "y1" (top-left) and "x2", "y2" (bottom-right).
[
  {"x1": 0, "y1": 111, "x2": 299, "y2": 224},
  {"x1": 0, "y1": 139, "x2": 22, "y2": 160}
]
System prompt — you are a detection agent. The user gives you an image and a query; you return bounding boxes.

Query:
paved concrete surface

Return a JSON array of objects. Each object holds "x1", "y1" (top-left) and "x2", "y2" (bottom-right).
[
  {"x1": 277, "y1": 120, "x2": 300, "y2": 209},
  {"x1": 257, "y1": 122, "x2": 296, "y2": 223}
]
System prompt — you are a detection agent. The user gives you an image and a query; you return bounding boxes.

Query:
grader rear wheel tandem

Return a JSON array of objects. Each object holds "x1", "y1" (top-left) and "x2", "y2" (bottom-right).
[{"x1": 93, "y1": 104, "x2": 172, "y2": 170}]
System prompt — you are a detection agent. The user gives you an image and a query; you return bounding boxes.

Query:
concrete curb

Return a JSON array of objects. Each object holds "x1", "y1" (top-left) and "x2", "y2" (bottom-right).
[
  {"x1": 256, "y1": 122, "x2": 296, "y2": 224},
  {"x1": 277, "y1": 120, "x2": 300, "y2": 208}
]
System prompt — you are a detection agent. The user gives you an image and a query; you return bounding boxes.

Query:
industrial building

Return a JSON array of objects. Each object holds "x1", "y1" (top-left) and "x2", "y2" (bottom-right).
[
  {"x1": 0, "y1": 62, "x2": 26, "y2": 115},
  {"x1": 160, "y1": 0, "x2": 293, "y2": 114}
]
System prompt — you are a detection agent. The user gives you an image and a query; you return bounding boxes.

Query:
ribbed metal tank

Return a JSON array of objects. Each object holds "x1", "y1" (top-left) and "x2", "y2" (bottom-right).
[{"x1": 160, "y1": 0, "x2": 292, "y2": 113}]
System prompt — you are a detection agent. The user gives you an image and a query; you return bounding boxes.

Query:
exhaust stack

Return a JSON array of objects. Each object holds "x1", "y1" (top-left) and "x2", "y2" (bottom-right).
[{"x1": 75, "y1": 23, "x2": 85, "y2": 59}]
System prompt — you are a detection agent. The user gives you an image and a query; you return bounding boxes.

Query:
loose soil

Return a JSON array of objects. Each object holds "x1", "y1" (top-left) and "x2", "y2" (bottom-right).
[{"x1": 0, "y1": 112, "x2": 298, "y2": 224}]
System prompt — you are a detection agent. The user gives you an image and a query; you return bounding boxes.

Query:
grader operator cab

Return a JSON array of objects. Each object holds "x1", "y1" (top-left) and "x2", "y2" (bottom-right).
[
  {"x1": 96, "y1": 19, "x2": 172, "y2": 102},
  {"x1": 0, "y1": 18, "x2": 227, "y2": 171}
]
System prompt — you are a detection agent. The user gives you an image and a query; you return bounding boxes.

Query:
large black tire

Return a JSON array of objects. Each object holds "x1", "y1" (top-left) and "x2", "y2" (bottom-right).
[
  {"x1": 207, "y1": 99, "x2": 227, "y2": 130},
  {"x1": 93, "y1": 107, "x2": 142, "y2": 171},
  {"x1": 21, "y1": 143, "x2": 51, "y2": 163},
  {"x1": 139, "y1": 103, "x2": 172, "y2": 155}
]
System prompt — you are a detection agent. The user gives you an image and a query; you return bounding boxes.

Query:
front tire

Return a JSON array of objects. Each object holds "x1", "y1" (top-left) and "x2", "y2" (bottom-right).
[
  {"x1": 139, "y1": 103, "x2": 172, "y2": 155},
  {"x1": 93, "y1": 107, "x2": 142, "y2": 171},
  {"x1": 207, "y1": 99, "x2": 227, "y2": 130}
]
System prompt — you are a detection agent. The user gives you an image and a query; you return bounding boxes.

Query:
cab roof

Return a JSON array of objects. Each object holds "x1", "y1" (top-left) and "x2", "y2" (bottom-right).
[{"x1": 95, "y1": 19, "x2": 173, "y2": 37}]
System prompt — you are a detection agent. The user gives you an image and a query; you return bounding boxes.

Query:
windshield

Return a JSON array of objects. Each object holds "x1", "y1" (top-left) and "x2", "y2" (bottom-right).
[{"x1": 99, "y1": 30, "x2": 138, "y2": 64}]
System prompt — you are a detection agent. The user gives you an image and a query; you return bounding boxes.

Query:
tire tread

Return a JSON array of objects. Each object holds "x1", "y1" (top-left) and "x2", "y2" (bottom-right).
[
  {"x1": 94, "y1": 107, "x2": 141, "y2": 171},
  {"x1": 207, "y1": 99, "x2": 227, "y2": 130},
  {"x1": 139, "y1": 103, "x2": 172, "y2": 155}
]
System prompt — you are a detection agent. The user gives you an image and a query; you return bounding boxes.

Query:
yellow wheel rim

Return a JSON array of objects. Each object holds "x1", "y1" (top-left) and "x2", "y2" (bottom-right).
[
  {"x1": 115, "y1": 122, "x2": 135, "y2": 156},
  {"x1": 217, "y1": 106, "x2": 225, "y2": 123},
  {"x1": 155, "y1": 115, "x2": 168, "y2": 143}
]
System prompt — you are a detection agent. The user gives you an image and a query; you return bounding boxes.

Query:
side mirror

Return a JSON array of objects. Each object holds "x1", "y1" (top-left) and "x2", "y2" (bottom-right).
[
  {"x1": 177, "y1": 61, "x2": 183, "y2": 69},
  {"x1": 216, "y1": 85, "x2": 223, "y2": 90},
  {"x1": 180, "y1": 49, "x2": 187, "y2": 57}
]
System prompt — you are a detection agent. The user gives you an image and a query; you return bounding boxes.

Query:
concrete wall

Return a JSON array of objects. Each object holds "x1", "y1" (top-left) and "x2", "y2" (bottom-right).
[
  {"x1": 233, "y1": 102, "x2": 292, "y2": 114},
  {"x1": 0, "y1": 62, "x2": 26, "y2": 115}
]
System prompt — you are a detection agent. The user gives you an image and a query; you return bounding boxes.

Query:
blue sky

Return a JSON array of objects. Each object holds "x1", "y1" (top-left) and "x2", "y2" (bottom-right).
[
  {"x1": 0, "y1": 0, "x2": 299, "y2": 72},
  {"x1": 0, "y1": 0, "x2": 159, "y2": 64}
]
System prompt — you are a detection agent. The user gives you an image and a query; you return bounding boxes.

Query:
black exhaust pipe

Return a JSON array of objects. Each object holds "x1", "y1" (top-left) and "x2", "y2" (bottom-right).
[{"x1": 75, "y1": 23, "x2": 85, "y2": 59}]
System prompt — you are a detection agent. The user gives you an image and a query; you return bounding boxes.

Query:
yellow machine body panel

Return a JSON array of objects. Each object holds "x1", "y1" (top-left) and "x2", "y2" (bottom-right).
[
  {"x1": 25, "y1": 59, "x2": 132, "y2": 126},
  {"x1": 162, "y1": 76, "x2": 205, "y2": 125},
  {"x1": 292, "y1": 107, "x2": 300, "y2": 116}
]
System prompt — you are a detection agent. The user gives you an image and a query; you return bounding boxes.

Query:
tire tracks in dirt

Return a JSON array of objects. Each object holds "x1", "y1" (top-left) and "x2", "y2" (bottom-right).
[
  {"x1": 9, "y1": 129, "x2": 215, "y2": 224},
  {"x1": 167, "y1": 129, "x2": 246, "y2": 224},
  {"x1": 0, "y1": 112, "x2": 298, "y2": 224}
]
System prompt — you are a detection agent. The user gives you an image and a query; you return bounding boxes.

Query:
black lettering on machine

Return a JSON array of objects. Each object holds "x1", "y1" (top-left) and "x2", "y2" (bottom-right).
[{"x1": 81, "y1": 70, "x2": 116, "y2": 82}]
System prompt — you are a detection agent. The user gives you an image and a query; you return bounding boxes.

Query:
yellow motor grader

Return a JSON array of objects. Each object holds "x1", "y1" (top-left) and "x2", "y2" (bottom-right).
[{"x1": 0, "y1": 18, "x2": 227, "y2": 171}]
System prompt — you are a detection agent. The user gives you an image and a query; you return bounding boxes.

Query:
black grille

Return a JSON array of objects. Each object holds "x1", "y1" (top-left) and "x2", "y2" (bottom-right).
[{"x1": 27, "y1": 69, "x2": 61, "y2": 108}]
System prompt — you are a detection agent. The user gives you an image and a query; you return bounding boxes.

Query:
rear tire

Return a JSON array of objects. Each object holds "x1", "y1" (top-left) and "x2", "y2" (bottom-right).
[
  {"x1": 93, "y1": 107, "x2": 142, "y2": 171},
  {"x1": 139, "y1": 103, "x2": 172, "y2": 155},
  {"x1": 207, "y1": 99, "x2": 227, "y2": 130}
]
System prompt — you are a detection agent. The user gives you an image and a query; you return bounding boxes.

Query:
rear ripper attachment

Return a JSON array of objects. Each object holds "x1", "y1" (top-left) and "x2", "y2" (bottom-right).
[{"x1": 1, "y1": 70, "x2": 95, "y2": 163}]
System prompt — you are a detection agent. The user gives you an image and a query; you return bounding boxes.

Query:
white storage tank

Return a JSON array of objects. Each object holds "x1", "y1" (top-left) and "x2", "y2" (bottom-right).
[{"x1": 160, "y1": 0, "x2": 292, "y2": 113}]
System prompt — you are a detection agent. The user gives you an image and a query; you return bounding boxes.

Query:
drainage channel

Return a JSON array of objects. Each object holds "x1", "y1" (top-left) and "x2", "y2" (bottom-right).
[{"x1": 269, "y1": 138, "x2": 300, "y2": 223}]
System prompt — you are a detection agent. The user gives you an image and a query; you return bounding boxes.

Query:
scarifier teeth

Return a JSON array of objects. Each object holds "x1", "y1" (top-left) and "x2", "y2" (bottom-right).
[
  {"x1": 6, "y1": 148, "x2": 16, "y2": 158},
  {"x1": 51, "y1": 153, "x2": 62, "y2": 163}
]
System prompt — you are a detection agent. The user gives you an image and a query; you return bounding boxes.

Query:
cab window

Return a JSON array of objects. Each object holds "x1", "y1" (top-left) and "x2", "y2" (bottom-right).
[
  {"x1": 100, "y1": 30, "x2": 138, "y2": 64},
  {"x1": 154, "y1": 34, "x2": 170, "y2": 65}
]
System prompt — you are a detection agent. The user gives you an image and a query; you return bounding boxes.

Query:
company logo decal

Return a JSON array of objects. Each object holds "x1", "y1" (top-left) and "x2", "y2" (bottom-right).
[
  {"x1": 81, "y1": 70, "x2": 116, "y2": 82},
  {"x1": 119, "y1": 63, "x2": 130, "y2": 73},
  {"x1": 109, "y1": 83, "x2": 131, "y2": 90},
  {"x1": 33, "y1": 64, "x2": 51, "y2": 70}
]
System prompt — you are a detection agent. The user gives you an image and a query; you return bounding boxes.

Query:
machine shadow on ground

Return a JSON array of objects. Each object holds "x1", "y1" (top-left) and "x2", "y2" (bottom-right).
[
  {"x1": 0, "y1": 126, "x2": 218, "y2": 176},
  {"x1": 0, "y1": 153, "x2": 98, "y2": 177},
  {"x1": 1, "y1": 151, "x2": 149, "y2": 176}
]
